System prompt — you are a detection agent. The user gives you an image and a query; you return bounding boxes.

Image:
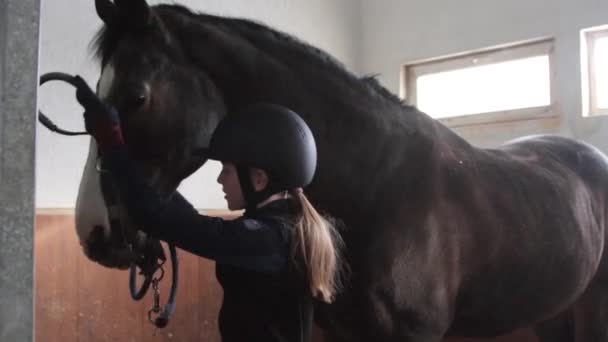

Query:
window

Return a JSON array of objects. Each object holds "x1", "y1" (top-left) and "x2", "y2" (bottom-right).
[
  {"x1": 583, "y1": 26, "x2": 608, "y2": 116},
  {"x1": 402, "y1": 39, "x2": 554, "y2": 126}
]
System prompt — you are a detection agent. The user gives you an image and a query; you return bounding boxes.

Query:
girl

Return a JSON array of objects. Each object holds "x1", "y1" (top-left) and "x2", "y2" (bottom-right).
[{"x1": 75, "y1": 77, "x2": 343, "y2": 342}]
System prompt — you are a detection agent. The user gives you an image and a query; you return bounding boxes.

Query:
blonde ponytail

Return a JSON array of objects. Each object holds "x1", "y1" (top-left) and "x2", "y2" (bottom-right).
[{"x1": 290, "y1": 189, "x2": 343, "y2": 303}]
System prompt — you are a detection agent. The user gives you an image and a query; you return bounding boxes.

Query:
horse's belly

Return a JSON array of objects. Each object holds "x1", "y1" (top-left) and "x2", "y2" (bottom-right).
[{"x1": 449, "y1": 242, "x2": 602, "y2": 337}]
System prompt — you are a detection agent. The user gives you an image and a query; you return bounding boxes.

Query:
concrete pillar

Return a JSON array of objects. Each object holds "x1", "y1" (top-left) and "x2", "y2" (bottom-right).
[{"x1": 0, "y1": 0, "x2": 40, "y2": 340}]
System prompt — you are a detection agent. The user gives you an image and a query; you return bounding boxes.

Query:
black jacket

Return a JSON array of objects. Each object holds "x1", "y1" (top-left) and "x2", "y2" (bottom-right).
[{"x1": 104, "y1": 146, "x2": 313, "y2": 342}]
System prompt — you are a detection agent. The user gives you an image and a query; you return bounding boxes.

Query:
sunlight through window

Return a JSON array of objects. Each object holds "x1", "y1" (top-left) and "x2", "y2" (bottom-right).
[
  {"x1": 416, "y1": 56, "x2": 551, "y2": 119},
  {"x1": 594, "y1": 36, "x2": 608, "y2": 109}
]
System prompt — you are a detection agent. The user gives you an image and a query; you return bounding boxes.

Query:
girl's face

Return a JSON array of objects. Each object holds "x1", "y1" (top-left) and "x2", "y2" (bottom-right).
[
  {"x1": 216, "y1": 163, "x2": 271, "y2": 210},
  {"x1": 217, "y1": 163, "x2": 245, "y2": 210}
]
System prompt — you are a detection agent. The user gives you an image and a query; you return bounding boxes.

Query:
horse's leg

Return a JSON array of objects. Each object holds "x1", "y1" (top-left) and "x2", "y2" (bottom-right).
[
  {"x1": 533, "y1": 310, "x2": 575, "y2": 342},
  {"x1": 317, "y1": 268, "x2": 450, "y2": 342},
  {"x1": 319, "y1": 299, "x2": 447, "y2": 342},
  {"x1": 355, "y1": 245, "x2": 452, "y2": 341},
  {"x1": 364, "y1": 285, "x2": 449, "y2": 342}
]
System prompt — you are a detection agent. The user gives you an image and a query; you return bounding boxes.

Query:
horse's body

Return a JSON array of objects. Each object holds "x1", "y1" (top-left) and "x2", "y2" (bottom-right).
[{"x1": 75, "y1": 1, "x2": 608, "y2": 341}]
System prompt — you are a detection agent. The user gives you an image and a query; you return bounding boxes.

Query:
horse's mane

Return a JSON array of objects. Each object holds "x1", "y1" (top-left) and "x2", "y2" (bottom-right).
[
  {"x1": 92, "y1": 3, "x2": 413, "y2": 111},
  {"x1": 160, "y1": 5, "x2": 349, "y2": 72}
]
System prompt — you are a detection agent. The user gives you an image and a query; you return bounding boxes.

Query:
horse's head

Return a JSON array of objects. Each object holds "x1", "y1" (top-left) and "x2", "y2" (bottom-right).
[{"x1": 75, "y1": 0, "x2": 225, "y2": 268}]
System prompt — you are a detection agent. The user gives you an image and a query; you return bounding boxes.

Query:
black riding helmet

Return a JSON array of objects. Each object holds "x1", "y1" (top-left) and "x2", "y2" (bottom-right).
[{"x1": 206, "y1": 103, "x2": 317, "y2": 210}]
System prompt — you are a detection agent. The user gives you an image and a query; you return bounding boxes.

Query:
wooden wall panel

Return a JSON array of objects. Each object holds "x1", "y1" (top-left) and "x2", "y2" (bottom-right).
[
  {"x1": 35, "y1": 213, "x2": 539, "y2": 342},
  {"x1": 35, "y1": 213, "x2": 223, "y2": 342},
  {"x1": 35, "y1": 214, "x2": 81, "y2": 341}
]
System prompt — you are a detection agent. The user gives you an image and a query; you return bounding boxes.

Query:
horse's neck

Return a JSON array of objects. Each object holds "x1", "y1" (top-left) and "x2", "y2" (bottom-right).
[
  {"x1": 180, "y1": 14, "x2": 430, "y2": 133},
  {"x1": 177, "y1": 13, "x2": 471, "y2": 214}
]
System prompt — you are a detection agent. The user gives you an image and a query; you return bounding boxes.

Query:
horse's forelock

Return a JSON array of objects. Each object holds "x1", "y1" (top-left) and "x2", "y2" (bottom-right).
[{"x1": 91, "y1": 4, "x2": 174, "y2": 66}]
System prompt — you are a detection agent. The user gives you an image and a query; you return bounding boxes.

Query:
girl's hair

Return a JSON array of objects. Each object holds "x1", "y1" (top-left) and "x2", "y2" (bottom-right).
[{"x1": 289, "y1": 188, "x2": 344, "y2": 303}]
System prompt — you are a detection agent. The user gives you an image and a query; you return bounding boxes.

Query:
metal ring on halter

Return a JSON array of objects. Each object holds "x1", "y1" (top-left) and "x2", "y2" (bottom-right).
[
  {"x1": 129, "y1": 262, "x2": 156, "y2": 301},
  {"x1": 129, "y1": 254, "x2": 165, "y2": 301},
  {"x1": 38, "y1": 72, "x2": 89, "y2": 136}
]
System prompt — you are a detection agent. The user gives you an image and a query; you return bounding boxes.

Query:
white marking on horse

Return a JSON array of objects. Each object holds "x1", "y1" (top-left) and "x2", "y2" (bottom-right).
[
  {"x1": 75, "y1": 64, "x2": 115, "y2": 246},
  {"x1": 98, "y1": 63, "x2": 115, "y2": 99}
]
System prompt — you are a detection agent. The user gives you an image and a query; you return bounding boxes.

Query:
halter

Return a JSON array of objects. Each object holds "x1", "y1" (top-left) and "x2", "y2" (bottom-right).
[{"x1": 39, "y1": 72, "x2": 179, "y2": 329}]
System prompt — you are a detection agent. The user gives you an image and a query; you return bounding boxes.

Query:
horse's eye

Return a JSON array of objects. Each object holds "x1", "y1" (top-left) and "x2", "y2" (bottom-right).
[
  {"x1": 125, "y1": 95, "x2": 146, "y2": 111},
  {"x1": 134, "y1": 95, "x2": 146, "y2": 108}
]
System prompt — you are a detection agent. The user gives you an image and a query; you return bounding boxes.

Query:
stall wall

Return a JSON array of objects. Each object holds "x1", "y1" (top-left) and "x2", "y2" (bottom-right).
[
  {"x1": 359, "y1": 0, "x2": 608, "y2": 150},
  {"x1": 36, "y1": 212, "x2": 224, "y2": 342}
]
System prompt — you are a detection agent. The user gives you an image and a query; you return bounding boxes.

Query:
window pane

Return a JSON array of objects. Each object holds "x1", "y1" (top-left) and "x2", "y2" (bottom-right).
[
  {"x1": 416, "y1": 56, "x2": 551, "y2": 119},
  {"x1": 594, "y1": 36, "x2": 608, "y2": 109}
]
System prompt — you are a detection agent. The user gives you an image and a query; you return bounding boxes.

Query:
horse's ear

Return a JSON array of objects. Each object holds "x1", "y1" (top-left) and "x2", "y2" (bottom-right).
[
  {"x1": 95, "y1": 0, "x2": 119, "y2": 26},
  {"x1": 115, "y1": 0, "x2": 151, "y2": 27}
]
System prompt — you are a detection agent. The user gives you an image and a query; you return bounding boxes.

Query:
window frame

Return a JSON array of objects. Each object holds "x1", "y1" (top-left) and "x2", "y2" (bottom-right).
[
  {"x1": 584, "y1": 27, "x2": 608, "y2": 116},
  {"x1": 401, "y1": 39, "x2": 556, "y2": 128}
]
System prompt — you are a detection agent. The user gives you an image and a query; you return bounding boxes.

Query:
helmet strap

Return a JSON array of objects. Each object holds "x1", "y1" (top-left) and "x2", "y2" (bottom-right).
[{"x1": 236, "y1": 166, "x2": 280, "y2": 212}]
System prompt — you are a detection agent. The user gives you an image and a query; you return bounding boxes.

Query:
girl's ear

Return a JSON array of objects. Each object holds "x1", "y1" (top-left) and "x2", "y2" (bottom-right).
[{"x1": 250, "y1": 168, "x2": 269, "y2": 191}]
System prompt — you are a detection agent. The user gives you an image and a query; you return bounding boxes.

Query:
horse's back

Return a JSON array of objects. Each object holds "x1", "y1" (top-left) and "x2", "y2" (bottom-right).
[{"x1": 502, "y1": 134, "x2": 608, "y2": 180}]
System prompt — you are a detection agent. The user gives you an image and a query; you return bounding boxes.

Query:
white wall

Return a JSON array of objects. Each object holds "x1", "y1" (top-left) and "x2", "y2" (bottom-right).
[
  {"x1": 359, "y1": 0, "x2": 608, "y2": 149},
  {"x1": 36, "y1": 0, "x2": 360, "y2": 209}
]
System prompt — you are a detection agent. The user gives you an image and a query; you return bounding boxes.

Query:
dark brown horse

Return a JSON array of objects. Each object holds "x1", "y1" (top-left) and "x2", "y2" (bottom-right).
[{"x1": 74, "y1": 1, "x2": 608, "y2": 341}]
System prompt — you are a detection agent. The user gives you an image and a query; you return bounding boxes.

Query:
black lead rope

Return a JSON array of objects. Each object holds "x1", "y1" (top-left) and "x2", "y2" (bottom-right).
[{"x1": 38, "y1": 71, "x2": 179, "y2": 328}]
